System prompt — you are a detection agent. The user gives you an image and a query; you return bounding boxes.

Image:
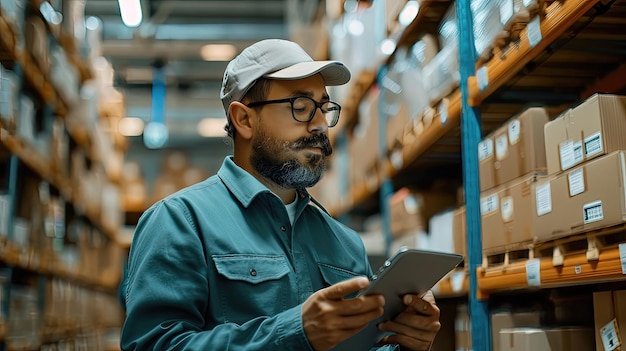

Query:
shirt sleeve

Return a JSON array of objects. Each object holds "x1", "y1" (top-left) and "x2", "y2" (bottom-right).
[{"x1": 120, "y1": 199, "x2": 314, "y2": 351}]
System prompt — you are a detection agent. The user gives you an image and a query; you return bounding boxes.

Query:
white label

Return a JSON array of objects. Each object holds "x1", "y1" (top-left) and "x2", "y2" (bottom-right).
[
  {"x1": 574, "y1": 265, "x2": 582, "y2": 274},
  {"x1": 495, "y1": 134, "x2": 509, "y2": 161},
  {"x1": 478, "y1": 139, "x2": 494, "y2": 161},
  {"x1": 501, "y1": 196, "x2": 514, "y2": 222},
  {"x1": 508, "y1": 120, "x2": 521, "y2": 145},
  {"x1": 527, "y1": 16, "x2": 542, "y2": 48},
  {"x1": 499, "y1": 1, "x2": 514, "y2": 25},
  {"x1": 481, "y1": 194, "x2": 499, "y2": 216},
  {"x1": 568, "y1": 168, "x2": 585, "y2": 197},
  {"x1": 584, "y1": 132, "x2": 603, "y2": 158},
  {"x1": 601, "y1": 319, "x2": 622, "y2": 351},
  {"x1": 526, "y1": 259, "x2": 541, "y2": 286},
  {"x1": 536, "y1": 183, "x2": 552, "y2": 216},
  {"x1": 619, "y1": 244, "x2": 626, "y2": 274},
  {"x1": 439, "y1": 100, "x2": 448, "y2": 125},
  {"x1": 559, "y1": 140, "x2": 583, "y2": 171},
  {"x1": 477, "y1": 66, "x2": 489, "y2": 91},
  {"x1": 390, "y1": 150, "x2": 403, "y2": 170},
  {"x1": 451, "y1": 270, "x2": 465, "y2": 293},
  {"x1": 583, "y1": 200, "x2": 604, "y2": 224}
]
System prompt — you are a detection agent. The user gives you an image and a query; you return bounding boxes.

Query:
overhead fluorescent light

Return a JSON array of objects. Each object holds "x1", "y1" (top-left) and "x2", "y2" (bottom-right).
[
  {"x1": 200, "y1": 44, "x2": 237, "y2": 61},
  {"x1": 198, "y1": 118, "x2": 227, "y2": 137},
  {"x1": 118, "y1": 0, "x2": 143, "y2": 27},
  {"x1": 117, "y1": 117, "x2": 145, "y2": 136}
]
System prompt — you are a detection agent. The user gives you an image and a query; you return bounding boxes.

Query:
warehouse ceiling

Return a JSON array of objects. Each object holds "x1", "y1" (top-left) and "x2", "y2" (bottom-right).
[{"x1": 83, "y1": 0, "x2": 325, "y2": 149}]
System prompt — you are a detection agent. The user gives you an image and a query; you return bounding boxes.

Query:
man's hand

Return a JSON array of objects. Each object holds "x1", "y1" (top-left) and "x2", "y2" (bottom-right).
[
  {"x1": 302, "y1": 277, "x2": 385, "y2": 351},
  {"x1": 377, "y1": 290, "x2": 441, "y2": 351}
]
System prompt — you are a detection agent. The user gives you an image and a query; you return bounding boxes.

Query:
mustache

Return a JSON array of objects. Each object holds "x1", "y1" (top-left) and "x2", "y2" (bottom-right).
[{"x1": 291, "y1": 134, "x2": 332, "y2": 156}]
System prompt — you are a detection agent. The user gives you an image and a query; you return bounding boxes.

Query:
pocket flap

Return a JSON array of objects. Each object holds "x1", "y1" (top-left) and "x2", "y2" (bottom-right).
[
  {"x1": 318, "y1": 263, "x2": 360, "y2": 285},
  {"x1": 213, "y1": 254, "x2": 290, "y2": 284}
]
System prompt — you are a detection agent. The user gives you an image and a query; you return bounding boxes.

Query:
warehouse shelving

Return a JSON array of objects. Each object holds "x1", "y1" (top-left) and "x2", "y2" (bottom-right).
[
  {"x1": 467, "y1": 0, "x2": 601, "y2": 106},
  {"x1": 0, "y1": 3, "x2": 127, "y2": 349},
  {"x1": 0, "y1": 7, "x2": 125, "y2": 246},
  {"x1": 331, "y1": 0, "x2": 626, "y2": 349},
  {"x1": 0, "y1": 126, "x2": 121, "y2": 245}
]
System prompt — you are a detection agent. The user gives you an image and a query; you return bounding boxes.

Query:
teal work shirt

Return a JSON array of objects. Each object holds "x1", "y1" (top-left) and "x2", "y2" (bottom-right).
[{"x1": 121, "y1": 157, "x2": 397, "y2": 350}]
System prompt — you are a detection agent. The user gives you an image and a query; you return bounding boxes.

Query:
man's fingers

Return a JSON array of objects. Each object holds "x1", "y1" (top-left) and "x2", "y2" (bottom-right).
[
  {"x1": 403, "y1": 291, "x2": 439, "y2": 316},
  {"x1": 322, "y1": 277, "x2": 370, "y2": 300}
]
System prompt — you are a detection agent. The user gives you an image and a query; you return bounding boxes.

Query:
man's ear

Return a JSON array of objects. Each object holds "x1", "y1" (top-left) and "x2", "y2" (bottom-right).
[{"x1": 229, "y1": 102, "x2": 254, "y2": 140}]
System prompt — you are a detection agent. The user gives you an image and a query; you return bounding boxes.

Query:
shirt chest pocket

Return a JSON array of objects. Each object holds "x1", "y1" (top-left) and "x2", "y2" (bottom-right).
[
  {"x1": 212, "y1": 254, "x2": 292, "y2": 322},
  {"x1": 318, "y1": 263, "x2": 361, "y2": 286}
]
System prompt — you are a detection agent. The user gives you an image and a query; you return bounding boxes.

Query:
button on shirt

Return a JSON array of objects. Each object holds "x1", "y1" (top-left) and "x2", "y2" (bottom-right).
[{"x1": 120, "y1": 156, "x2": 380, "y2": 350}]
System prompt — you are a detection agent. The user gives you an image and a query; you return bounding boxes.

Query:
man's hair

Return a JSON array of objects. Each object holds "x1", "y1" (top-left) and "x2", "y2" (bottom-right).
[{"x1": 224, "y1": 78, "x2": 272, "y2": 139}]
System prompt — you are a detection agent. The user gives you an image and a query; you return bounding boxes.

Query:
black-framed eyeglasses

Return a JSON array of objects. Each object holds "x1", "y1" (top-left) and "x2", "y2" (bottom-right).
[{"x1": 246, "y1": 96, "x2": 342, "y2": 128}]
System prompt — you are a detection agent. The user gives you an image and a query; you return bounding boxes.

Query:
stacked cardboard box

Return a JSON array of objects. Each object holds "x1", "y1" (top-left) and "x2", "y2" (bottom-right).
[
  {"x1": 593, "y1": 290, "x2": 626, "y2": 351},
  {"x1": 533, "y1": 94, "x2": 626, "y2": 242},
  {"x1": 491, "y1": 310, "x2": 542, "y2": 351},
  {"x1": 478, "y1": 107, "x2": 549, "y2": 253},
  {"x1": 388, "y1": 186, "x2": 457, "y2": 252},
  {"x1": 499, "y1": 327, "x2": 595, "y2": 351}
]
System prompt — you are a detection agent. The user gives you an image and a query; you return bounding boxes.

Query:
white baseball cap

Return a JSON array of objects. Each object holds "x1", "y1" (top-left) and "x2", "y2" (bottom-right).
[{"x1": 220, "y1": 39, "x2": 351, "y2": 118}]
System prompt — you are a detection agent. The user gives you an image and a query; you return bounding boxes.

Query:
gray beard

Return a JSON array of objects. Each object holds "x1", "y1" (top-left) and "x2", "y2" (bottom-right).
[{"x1": 250, "y1": 137, "x2": 328, "y2": 189}]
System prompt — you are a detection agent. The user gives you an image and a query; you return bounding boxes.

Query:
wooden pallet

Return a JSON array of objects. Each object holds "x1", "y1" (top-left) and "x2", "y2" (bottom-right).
[
  {"x1": 481, "y1": 223, "x2": 626, "y2": 271},
  {"x1": 535, "y1": 224, "x2": 626, "y2": 267}
]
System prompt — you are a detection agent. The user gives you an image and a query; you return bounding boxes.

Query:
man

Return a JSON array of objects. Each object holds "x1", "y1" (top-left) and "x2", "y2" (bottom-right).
[{"x1": 121, "y1": 39, "x2": 440, "y2": 350}]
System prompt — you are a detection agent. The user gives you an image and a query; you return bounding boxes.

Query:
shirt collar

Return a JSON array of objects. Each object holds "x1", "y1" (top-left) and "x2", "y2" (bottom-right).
[
  {"x1": 217, "y1": 156, "x2": 320, "y2": 211},
  {"x1": 217, "y1": 156, "x2": 272, "y2": 208}
]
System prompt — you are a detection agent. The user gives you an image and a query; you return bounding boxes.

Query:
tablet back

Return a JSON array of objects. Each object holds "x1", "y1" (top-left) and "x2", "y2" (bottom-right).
[{"x1": 331, "y1": 249, "x2": 463, "y2": 351}]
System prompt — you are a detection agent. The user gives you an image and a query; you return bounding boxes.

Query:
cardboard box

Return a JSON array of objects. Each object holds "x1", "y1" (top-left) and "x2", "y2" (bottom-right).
[
  {"x1": 479, "y1": 136, "x2": 497, "y2": 191},
  {"x1": 349, "y1": 87, "x2": 380, "y2": 187},
  {"x1": 385, "y1": 102, "x2": 409, "y2": 152},
  {"x1": 491, "y1": 311, "x2": 542, "y2": 351},
  {"x1": 493, "y1": 108, "x2": 548, "y2": 186},
  {"x1": 593, "y1": 290, "x2": 626, "y2": 351},
  {"x1": 481, "y1": 172, "x2": 548, "y2": 253},
  {"x1": 389, "y1": 187, "x2": 457, "y2": 237},
  {"x1": 452, "y1": 206, "x2": 467, "y2": 258},
  {"x1": 479, "y1": 107, "x2": 549, "y2": 192},
  {"x1": 533, "y1": 151, "x2": 626, "y2": 242},
  {"x1": 455, "y1": 304, "x2": 472, "y2": 351},
  {"x1": 544, "y1": 94, "x2": 626, "y2": 175},
  {"x1": 429, "y1": 209, "x2": 455, "y2": 254},
  {"x1": 389, "y1": 230, "x2": 430, "y2": 254},
  {"x1": 500, "y1": 327, "x2": 595, "y2": 351}
]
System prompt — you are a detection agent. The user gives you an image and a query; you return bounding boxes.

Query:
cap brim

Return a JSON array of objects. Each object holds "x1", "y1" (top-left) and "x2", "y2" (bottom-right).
[{"x1": 264, "y1": 61, "x2": 351, "y2": 86}]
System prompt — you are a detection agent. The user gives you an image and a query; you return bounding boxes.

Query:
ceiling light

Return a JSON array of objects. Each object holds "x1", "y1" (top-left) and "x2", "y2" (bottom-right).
[
  {"x1": 117, "y1": 117, "x2": 145, "y2": 136},
  {"x1": 198, "y1": 118, "x2": 227, "y2": 137},
  {"x1": 200, "y1": 44, "x2": 237, "y2": 61},
  {"x1": 381, "y1": 39, "x2": 396, "y2": 55},
  {"x1": 399, "y1": 1, "x2": 420, "y2": 26},
  {"x1": 347, "y1": 19, "x2": 364, "y2": 36},
  {"x1": 143, "y1": 122, "x2": 168, "y2": 149},
  {"x1": 85, "y1": 16, "x2": 102, "y2": 31},
  {"x1": 118, "y1": 0, "x2": 142, "y2": 27}
]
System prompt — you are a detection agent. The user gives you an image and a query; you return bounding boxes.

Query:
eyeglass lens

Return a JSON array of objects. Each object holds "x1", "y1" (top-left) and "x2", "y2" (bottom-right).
[{"x1": 292, "y1": 97, "x2": 340, "y2": 127}]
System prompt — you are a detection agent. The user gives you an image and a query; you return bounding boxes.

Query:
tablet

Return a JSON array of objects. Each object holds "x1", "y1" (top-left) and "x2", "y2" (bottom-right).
[{"x1": 331, "y1": 247, "x2": 464, "y2": 351}]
